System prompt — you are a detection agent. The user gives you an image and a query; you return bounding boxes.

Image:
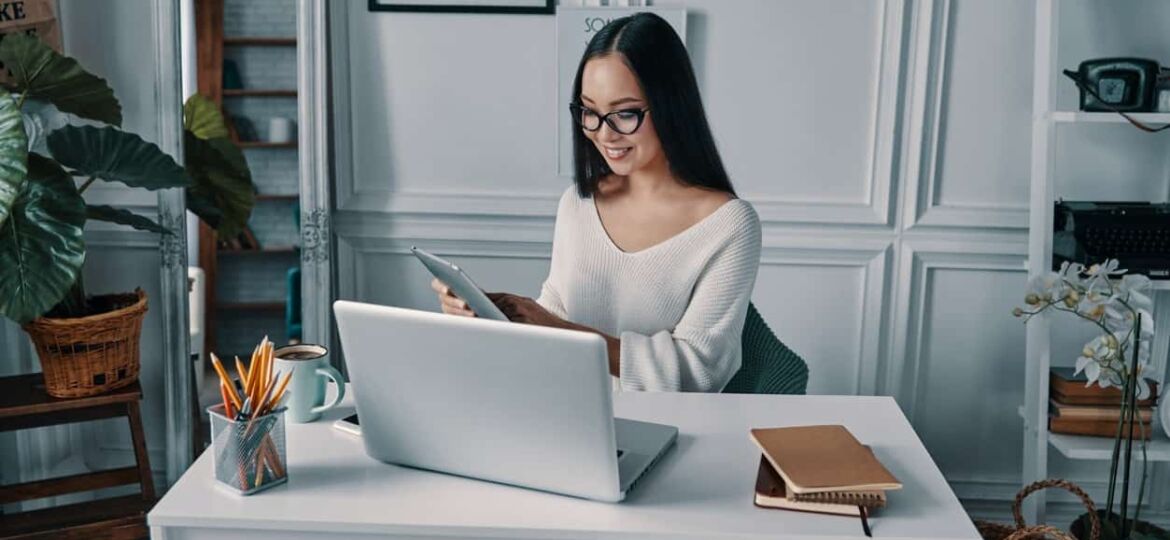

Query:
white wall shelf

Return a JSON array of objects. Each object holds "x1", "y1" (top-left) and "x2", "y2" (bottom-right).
[
  {"x1": 1018, "y1": 406, "x2": 1170, "y2": 462},
  {"x1": 1051, "y1": 111, "x2": 1170, "y2": 125},
  {"x1": 1049, "y1": 432, "x2": 1170, "y2": 462}
]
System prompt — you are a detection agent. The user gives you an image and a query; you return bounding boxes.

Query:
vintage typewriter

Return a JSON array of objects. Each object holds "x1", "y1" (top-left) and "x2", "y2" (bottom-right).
[{"x1": 1053, "y1": 201, "x2": 1170, "y2": 279}]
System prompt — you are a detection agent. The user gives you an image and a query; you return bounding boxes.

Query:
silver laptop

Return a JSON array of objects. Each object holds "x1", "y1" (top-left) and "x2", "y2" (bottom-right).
[{"x1": 333, "y1": 300, "x2": 677, "y2": 502}]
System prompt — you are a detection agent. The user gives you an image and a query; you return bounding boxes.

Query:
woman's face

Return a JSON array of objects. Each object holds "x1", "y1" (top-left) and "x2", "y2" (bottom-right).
[{"x1": 579, "y1": 55, "x2": 664, "y2": 177}]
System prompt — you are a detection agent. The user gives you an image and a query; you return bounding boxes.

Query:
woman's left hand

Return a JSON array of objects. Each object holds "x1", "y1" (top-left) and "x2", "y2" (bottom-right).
[{"x1": 487, "y1": 293, "x2": 565, "y2": 328}]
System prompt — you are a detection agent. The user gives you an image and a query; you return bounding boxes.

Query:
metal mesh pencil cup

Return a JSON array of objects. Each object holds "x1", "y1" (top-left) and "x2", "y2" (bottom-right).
[{"x1": 208, "y1": 404, "x2": 288, "y2": 495}]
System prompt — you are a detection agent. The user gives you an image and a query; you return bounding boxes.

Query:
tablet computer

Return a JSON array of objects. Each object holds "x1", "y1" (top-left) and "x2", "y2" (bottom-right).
[{"x1": 411, "y1": 246, "x2": 509, "y2": 321}]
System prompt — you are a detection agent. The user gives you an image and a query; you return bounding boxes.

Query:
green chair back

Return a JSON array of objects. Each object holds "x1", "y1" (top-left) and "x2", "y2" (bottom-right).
[{"x1": 723, "y1": 303, "x2": 808, "y2": 395}]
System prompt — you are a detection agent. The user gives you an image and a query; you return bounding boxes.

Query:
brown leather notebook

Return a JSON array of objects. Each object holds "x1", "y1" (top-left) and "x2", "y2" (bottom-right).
[
  {"x1": 1050, "y1": 416, "x2": 1152, "y2": 439},
  {"x1": 1050, "y1": 368, "x2": 1158, "y2": 405},
  {"x1": 1052, "y1": 389, "x2": 1155, "y2": 407},
  {"x1": 1050, "y1": 399, "x2": 1154, "y2": 422},
  {"x1": 750, "y1": 425, "x2": 902, "y2": 495},
  {"x1": 754, "y1": 456, "x2": 883, "y2": 516}
]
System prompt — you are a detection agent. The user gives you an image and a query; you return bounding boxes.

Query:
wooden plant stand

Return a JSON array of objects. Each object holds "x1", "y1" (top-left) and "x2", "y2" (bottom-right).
[{"x1": 0, "y1": 374, "x2": 155, "y2": 539}]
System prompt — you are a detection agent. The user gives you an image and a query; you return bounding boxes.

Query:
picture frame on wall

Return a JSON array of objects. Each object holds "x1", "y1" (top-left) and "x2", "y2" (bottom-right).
[{"x1": 368, "y1": 0, "x2": 554, "y2": 15}]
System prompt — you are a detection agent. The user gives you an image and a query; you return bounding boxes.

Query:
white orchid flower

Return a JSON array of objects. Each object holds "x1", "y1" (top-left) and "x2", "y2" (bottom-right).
[
  {"x1": 1076, "y1": 335, "x2": 1112, "y2": 384},
  {"x1": 1057, "y1": 261, "x2": 1086, "y2": 289},
  {"x1": 1077, "y1": 290, "x2": 1109, "y2": 321},
  {"x1": 1085, "y1": 259, "x2": 1125, "y2": 294},
  {"x1": 1025, "y1": 272, "x2": 1067, "y2": 306},
  {"x1": 1018, "y1": 258, "x2": 1157, "y2": 403}
]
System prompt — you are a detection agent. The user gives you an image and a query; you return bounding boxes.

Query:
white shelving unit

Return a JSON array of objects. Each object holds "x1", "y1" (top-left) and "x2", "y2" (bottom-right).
[
  {"x1": 1050, "y1": 111, "x2": 1170, "y2": 125},
  {"x1": 1018, "y1": 405, "x2": 1170, "y2": 462},
  {"x1": 1022, "y1": 0, "x2": 1170, "y2": 524},
  {"x1": 1048, "y1": 433, "x2": 1170, "y2": 462}
]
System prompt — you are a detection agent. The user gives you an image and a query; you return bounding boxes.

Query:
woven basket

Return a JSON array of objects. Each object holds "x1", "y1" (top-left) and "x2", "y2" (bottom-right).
[
  {"x1": 975, "y1": 479, "x2": 1099, "y2": 540},
  {"x1": 23, "y1": 289, "x2": 148, "y2": 398}
]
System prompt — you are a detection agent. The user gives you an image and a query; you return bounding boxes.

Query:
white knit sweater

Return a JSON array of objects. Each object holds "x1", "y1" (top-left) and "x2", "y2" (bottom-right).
[{"x1": 536, "y1": 187, "x2": 762, "y2": 393}]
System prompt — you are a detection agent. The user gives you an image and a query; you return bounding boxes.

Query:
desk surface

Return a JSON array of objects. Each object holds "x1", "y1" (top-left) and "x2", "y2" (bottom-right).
[{"x1": 149, "y1": 390, "x2": 979, "y2": 540}]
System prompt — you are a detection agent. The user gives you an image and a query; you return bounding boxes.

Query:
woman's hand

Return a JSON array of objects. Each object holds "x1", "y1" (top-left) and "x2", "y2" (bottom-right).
[
  {"x1": 431, "y1": 278, "x2": 476, "y2": 317},
  {"x1": 488, "y1": 292, "x2": 621, "y2": 376},
  {"x1": 487, "y1": 293, "x2": 565, "y2": 328}
]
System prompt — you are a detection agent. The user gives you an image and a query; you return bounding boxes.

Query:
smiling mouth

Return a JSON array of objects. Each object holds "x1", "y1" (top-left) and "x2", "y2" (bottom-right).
[{"x1": 603, "y1": 146, "x2": 632, "y2": 159}]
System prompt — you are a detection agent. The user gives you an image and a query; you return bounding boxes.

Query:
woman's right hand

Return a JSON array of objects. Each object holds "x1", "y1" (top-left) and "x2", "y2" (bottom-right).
[{"x1": 431, "y1": 278, "x2": 476, "y2": 317}]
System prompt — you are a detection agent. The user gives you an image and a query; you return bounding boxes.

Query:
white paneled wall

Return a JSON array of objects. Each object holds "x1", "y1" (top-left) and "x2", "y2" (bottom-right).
[{"x1": 329, "y1": 0, "x2": 1169, "y2": 524}]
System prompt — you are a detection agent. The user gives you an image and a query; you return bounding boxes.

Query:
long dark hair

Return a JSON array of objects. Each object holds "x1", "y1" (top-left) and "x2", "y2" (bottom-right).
[{"x1": 571, "y1": 12, "x2": 735, "y2": 198}]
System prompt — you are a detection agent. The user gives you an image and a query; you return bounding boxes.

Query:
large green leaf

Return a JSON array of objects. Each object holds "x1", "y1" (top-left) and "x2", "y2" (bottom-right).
[
  {"x1": 0, "y1": 33, "x2": 122, "y2": 126},
  {"x1": 0, "y1": 88, "x2": 28, "y2": 229},
  {"x1": 183, "y1": 94, "x2": 229, "y2": 140},
  {"x1": 185, "y1": 132, "x2": 254, "y2": 237},
  {"x1": 86, "y1": 204, "x2": 172, "y2": 235},
  {"x1": 185, "y1": 190, "x2": 223, "y2": 231},
  {"x1": 47, "y1": 125, "x2": 189, "y2": 190},
  {"x1": 0, "y1": 154, "x2": 85, "y2": 324}
]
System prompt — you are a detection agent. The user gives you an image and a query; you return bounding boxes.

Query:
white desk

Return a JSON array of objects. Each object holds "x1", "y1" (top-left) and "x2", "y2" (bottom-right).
[{"x1": 149, "y1": 390, "x2": 980, "y2": 539}]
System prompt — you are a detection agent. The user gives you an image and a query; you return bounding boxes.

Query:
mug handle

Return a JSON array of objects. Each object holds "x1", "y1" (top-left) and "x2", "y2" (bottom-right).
[{"x1": 310, "y1": 365, "x2": 346, "y2": 414}]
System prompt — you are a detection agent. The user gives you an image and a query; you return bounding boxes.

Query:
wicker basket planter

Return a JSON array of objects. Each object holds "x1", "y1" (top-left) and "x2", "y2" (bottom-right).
[
  {"x1": 975, "y1": 479, "x2": 1098, "y2": 540},
  {"x1": 22, "y1": 289, "x2": 148, "y2": 398}
]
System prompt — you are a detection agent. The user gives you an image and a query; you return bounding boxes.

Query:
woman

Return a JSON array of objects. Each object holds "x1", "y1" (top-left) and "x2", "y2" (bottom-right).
[{"x1": 432, "y1": 13, "x2": 761, "y2": 392}]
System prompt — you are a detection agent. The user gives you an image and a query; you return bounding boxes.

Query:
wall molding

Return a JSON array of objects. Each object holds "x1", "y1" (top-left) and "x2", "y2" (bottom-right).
[
  {"x1": 901, "y1": 0, "x2": 1028, "y2": 233},
  {"x1": 888, "y1": 239, "x2": 1028, "y2": 423},
  {"x1": 758, "y1": 243, "x2": 892, "y2": 395},
  {"x1": 330, "y1": 0, "x2": 909, "y2": 228}
]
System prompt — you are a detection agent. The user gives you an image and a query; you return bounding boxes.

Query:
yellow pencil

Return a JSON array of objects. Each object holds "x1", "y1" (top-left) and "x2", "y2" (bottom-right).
[
  {"x1": 234, "y1": 356, "x2": 249, "y2": 390},
  {"x1": 265, "y1": 371, "x2": 293, "y2": 415},
  {"x1": 248, "y1": 344, "x2": 263, "y2": 403},
  {"x1": 210, "y1": 353, "x2": 242, "y2": 409},
  {"x1": 253, "y1": 374, "x2": 278, "y2": 418},
  {"x1": 264, "y1": 341, "x2": 274, "y2": 389},
  {"x1": 220, "y1": 381, "x2": 235, "y2": 418}
]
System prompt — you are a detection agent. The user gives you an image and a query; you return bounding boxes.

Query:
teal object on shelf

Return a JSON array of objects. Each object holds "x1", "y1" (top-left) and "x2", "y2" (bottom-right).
[
  {"x1": 722, "y1": 303, "x2": 808, "y2": 395},
  {"x1": 286, "y1": 266, "x2": 302, "y2": 342}
]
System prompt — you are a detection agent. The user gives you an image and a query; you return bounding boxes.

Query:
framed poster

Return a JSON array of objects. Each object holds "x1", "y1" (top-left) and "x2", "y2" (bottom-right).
[
  {"x1": 556, "y1": 7, "x2": 686, "y2": 176},
  {"x1": 369, "y1": 0, "x2": 554, "y2": 14}
]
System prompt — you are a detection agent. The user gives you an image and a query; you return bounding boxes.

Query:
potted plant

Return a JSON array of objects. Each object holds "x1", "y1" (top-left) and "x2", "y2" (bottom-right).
[
  {"x1": 0, "y1": 34, "x2": 254, "y2": 398},
  {"x1": 1014, "y1": 260, "x2": 1170, "y2": 540}
]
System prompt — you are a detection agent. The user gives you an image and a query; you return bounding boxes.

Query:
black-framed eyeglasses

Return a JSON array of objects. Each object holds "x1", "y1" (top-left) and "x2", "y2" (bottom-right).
[{"x1": 569, "y1": 103, "x2": 650, "y2": 135}]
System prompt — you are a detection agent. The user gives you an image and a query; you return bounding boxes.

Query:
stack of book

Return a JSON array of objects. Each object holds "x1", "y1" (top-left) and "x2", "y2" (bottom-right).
[
  {"x1": 1049, "y1": 367, "x2": 1159, "y2": 439},
  {"x1": 750, "y1": 425, "x2": 902, "y2": 536}
]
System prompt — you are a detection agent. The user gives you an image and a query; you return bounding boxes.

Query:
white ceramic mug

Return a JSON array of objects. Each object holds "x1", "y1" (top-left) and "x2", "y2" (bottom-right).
[
  {"x1": 274, "y1": 344, "x2": 345, "y2": 423},
  {"x1": 268, "y1": 117, "x2": 296, "y2": 143}
]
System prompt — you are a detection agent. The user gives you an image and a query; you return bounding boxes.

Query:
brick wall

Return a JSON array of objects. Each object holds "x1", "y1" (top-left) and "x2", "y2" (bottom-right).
[
  {"x1": 244, "y1": 147, "x2": 299, "y2": 195},
  {"x1": 224, "y1": 46, "x2": 297, "y2": 90},
  {"x1": 215, "y1": 0, "x2": 300, "y2": 351},
  {"x1": 224, "y1": 0, "x2": 296, "y2": 38}
]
